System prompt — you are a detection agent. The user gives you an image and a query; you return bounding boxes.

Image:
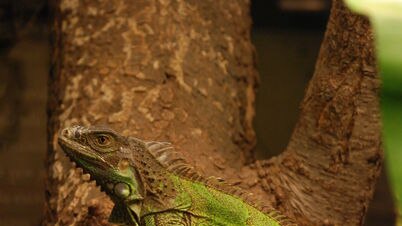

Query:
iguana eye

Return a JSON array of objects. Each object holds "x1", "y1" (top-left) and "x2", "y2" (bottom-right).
[
  {"x1": 95, "y1": 135, "x2": 111, "y2": 146},
  {"x1": 88, "y1": 133, "x2": 117, "y2": 152}
]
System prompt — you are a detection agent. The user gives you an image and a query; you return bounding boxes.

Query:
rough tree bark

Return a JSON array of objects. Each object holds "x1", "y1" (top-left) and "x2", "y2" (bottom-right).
[
  {"x1": 242, "y1": 1, "x2": 382, "y2": 225},
  {"x1": 43, "y1": 0, "x2": 381, "y2": 225}
]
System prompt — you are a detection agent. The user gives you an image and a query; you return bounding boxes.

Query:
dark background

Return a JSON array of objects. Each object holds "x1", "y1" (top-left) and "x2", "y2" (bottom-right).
[{"x1": 0, "y1": 0, "x2": 394, "y2": 225}]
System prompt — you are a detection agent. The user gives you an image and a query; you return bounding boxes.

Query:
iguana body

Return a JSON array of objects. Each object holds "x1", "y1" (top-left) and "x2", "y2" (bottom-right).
[{"x1": 58, "y1": 125, "x2": 295, "y2": 226}]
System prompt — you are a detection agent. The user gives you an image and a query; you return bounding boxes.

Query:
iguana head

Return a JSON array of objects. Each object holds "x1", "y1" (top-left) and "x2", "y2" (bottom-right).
[{"x1": 58, "y1": 125, "x2": 144, "y2": 224}]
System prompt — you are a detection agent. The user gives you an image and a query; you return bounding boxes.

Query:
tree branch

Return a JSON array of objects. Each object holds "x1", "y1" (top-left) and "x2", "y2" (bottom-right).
[{"x1": 250, "y1": 0, "x2": 382, "y2": 225}]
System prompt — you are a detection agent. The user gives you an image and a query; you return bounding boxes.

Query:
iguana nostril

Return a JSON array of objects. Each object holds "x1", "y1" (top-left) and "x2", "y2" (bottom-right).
[
  {"x1": 74, "y1": 130, "x2": 81, "y2": 139},
  {"x1": 61, "y1": 128, "x2": 70, "y2": 137}
]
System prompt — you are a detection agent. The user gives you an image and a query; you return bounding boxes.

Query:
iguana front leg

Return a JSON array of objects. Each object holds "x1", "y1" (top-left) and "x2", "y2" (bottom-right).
[{"x1": 142, "y1": 211, "x2": 194, "y2": 226}]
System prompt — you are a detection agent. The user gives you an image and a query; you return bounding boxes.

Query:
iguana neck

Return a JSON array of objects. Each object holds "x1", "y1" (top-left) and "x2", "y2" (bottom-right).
[{"x1": 126, "y1": 138, "x2": 189, "y2": 216}]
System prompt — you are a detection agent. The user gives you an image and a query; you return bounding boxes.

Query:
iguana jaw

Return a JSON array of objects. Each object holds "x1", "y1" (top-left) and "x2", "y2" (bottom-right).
[{"x1": 58, "y1": 127, "x2": 119, "y2": 196}]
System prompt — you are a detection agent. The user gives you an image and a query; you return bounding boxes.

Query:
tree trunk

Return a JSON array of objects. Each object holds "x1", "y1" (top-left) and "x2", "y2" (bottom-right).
[
  {"x1": 43, "y1": 0, "x2": 382, "y2": 225},
  {"x1": 45, "y1": 0, "x2": 257, "y2": 225}
]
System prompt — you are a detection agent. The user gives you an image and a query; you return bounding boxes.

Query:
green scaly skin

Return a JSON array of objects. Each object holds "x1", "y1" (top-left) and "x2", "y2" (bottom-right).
[{"x1": 58, "y1": 125, "x2": 293, "y2": 226}]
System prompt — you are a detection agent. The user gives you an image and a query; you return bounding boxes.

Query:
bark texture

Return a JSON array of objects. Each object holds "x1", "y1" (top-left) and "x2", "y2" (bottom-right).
[
  {"x1": 44, "y1": 0, "x2": 382, "y2": 225},
  {"x1": 242, "y1": 1, "x2": 382, "y2": 225},
  {"x1": 45, "y1": 0, "x2": 257, "y2": 225}
]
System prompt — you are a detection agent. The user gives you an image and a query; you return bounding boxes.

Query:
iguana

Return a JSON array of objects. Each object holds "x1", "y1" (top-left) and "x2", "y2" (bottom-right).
[{"x1": 58, "y1": 125, "x2": 296, "y2": 226}]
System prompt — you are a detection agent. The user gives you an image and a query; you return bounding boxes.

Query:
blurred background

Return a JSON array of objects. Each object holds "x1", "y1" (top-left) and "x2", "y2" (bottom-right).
[{"x1": 0, "y1": 0, "x2": 394, "y2": 225}]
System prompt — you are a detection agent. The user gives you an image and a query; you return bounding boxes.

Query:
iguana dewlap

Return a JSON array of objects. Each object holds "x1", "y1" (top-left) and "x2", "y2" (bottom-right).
[{"x1": 58, "y1": 125, "x2": 295, "y2": 226}]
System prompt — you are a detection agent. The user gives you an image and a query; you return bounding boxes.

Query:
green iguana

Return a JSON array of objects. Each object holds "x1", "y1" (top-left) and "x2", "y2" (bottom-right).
[{"x1": 58, "y1": 125, "x2": 296, "y2": 226}]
